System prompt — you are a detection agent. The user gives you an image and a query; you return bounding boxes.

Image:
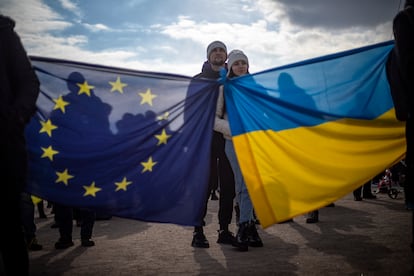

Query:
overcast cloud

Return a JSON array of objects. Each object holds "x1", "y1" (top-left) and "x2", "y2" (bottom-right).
[
  {"x1": 277, "y1": 0, "x2": 400, "y2": 28},
  {"x1": 0, "y1": 0, "x2": 403, "y2": 76}
]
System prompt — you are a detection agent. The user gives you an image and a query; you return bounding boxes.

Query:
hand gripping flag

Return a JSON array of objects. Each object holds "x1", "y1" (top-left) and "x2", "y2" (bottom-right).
[
  {"x1": 222, "y1": 41, "x2": 406, "y2": 227},
  {"x1": 26, "y1": 57, "x2": 219, "y2": 226}
]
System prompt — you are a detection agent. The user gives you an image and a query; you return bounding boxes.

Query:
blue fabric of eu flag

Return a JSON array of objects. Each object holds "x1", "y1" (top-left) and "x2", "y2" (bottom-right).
[{"x1": 25, "y1": 57, "x2": 218, "y2": 226}]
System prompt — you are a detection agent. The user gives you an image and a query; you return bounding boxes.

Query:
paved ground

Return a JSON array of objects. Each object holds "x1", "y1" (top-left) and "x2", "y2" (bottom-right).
[{"x1": 28, "y1": 190, "x2": 413, "y2": 276}]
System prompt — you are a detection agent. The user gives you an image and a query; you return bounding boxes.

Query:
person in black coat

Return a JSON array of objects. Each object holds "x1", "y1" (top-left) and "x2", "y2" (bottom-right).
[
  {"x1": 388, "y1": 0, "x2": 414, "y2": 251},
  {"x1": 392, "y1": 0, "x2": 414, "y2": 209},
  {"x1": 0, "y1": 14, "x2": 40, "y2": 276},
  {"x1": 185, "y1": 41, "x2": 236, "y2": 248}
]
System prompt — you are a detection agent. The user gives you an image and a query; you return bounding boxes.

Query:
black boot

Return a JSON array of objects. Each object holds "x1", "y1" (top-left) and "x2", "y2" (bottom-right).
[
  {"x1": 191, "y1": 227, "x2": 209, "y2": 248},
  {"x1": 233, "y1": 221, "x2": 249, "y2": 252},
  {"x1": 248, "y1": 222, "x2": 263, "y2": 247},
  {"x1": 306, "y1": 210, "x2": 319, "y2": 223},
  {"x1": 353, "y1": 186, "x2": 363, "y2": 201}
]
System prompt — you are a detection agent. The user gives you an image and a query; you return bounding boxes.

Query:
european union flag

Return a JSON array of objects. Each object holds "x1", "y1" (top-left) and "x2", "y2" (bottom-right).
[{"x1": 26, "y1": 57, "x2": 218, "y2": 226}]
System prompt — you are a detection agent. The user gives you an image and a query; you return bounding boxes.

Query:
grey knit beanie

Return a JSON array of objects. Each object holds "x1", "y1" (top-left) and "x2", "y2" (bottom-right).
[
  {"x1": 227, "y1": 50, "x2": 249, "y2": 75},
  {"x1": 206, "y1": 41, "x2": 227, "y2": 60}
]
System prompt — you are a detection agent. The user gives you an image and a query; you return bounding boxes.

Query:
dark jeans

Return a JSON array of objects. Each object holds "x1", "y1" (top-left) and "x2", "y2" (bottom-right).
[
  {"x1": 20, "y1": 192, "x2": 37, "y2": 242},
  {"x1": 54, "y1": 204, "x2": 96, "y2": 241},
  {"x1": 0, "y1": 185, "x2": 29, "y2": 276},
  {"x1": 1, "y1": 132, "x2": 29, "y2": 275},
  {"x1": 405, "y1": 118, "x2": 414, "y2": 205},
  {"x1": 197, "y1": 131, "x2": 235, "y2": 229},
  {"x1": 353, "y1": 181, "x2": 373, "y2": 198}
]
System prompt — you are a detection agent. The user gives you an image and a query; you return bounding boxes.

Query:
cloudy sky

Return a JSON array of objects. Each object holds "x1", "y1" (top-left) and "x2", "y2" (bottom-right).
[{"x1": 0, "y1": 0, "x2": 403, "y2": 76}]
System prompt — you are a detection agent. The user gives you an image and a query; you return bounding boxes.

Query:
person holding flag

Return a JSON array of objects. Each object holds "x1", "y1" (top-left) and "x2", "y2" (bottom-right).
[{"x1": 214, "y1": 50, "x2": 263, "y2": 252}]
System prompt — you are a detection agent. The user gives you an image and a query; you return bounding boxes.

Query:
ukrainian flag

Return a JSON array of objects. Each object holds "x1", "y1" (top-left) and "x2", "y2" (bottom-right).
[{"x1": 223, "y1": 41, "x2": 406, "y2": 227}]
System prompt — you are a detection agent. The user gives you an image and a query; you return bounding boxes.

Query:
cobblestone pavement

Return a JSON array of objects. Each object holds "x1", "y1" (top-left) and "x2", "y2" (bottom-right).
[{"x1": 29, "y1": 191, "x2": 413, "y2": 276}]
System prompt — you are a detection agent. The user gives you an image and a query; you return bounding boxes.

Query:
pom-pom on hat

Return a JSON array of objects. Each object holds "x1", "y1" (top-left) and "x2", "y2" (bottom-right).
[{"x1": 206, "y1": 40, "x2": 227, "y2": 60}]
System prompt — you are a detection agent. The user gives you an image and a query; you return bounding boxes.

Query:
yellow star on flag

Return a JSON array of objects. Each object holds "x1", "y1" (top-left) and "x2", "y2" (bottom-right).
[
  {"x1": 77, "y1": 81, "x2": 95, "y2": 96},
  {"x1": 141, "y1": 156, "x2": 157, "y2": 173},
  {"x1": 155, "y1": 129, "x2": 171, "y2": 145},
  {"x1": 53, "y1": 95, "x2": 70, "y2": 113},
  {"x1": 115, "y1": 177, "x2": 133, "y2": 191},
  {"x1": 41, "y1": 146, "x2": 59, "y2": 161},
  {"x1": 139, "y1": 88, "x2": 157, "y2": 106},
  {"x1": 83, "y1": 182, "x2": 102, "y2": 197},
  {"x1": 156, "y1": 112, "x2": 169, "y2": 121},
  {"x1": 31, "y1": 195, "x2": 42, "y2": 205},
  {"x1": 109, "y1": 76, "x2": 127, "y2": 94},
  {"x1": 55, "y1": 169, "x2": 74, "y2": 186},
  {"x1": 39, "y1": 119, "x2": 58, "y2": 137}
]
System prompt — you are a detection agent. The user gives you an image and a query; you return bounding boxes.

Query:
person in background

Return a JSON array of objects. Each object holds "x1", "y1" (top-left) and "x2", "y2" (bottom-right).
[
  {"x1": 0, "y1": 14, "x2": 40, "y2": 275},
  {"x1": 390, "y1": 0, "x2": 414, "y2": 250},
  {"x1": 214, "y1": 50, "x2": 263, "y2": 252},
  {"x1": 353, "y1": 181, "x2": 377, "y2": 201},
  {"x1": 54, "y1": 204, "x2": 96, "y2": 249},
  {"x1": 21, "y1": 193, "x2": 43, "y2": 251},
  {"x1": 305, "y1": 202, "x2": 336, "y2": 224},
  {"x1": 36, "y1": 199, "x2": 47, "y2": 219},
  {"x1": 187, "y1": 41, "x2": 236, "y2": 248}
]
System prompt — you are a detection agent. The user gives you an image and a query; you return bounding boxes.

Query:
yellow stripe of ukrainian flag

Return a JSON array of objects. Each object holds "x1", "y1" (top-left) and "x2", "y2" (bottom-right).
[{"x1": 233, "y1": 109, "x2": 406, "y2": 228}]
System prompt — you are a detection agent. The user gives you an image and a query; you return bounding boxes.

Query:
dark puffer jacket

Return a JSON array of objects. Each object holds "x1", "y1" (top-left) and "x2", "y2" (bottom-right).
[{"x1": 0, "y1": 14, "x2": 40, "y2": 190}]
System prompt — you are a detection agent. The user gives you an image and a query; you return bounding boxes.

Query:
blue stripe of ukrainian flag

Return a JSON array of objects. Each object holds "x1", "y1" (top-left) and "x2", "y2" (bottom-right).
[{"x1": 224, "y1": 41, "x2": 406, "y2": 227}]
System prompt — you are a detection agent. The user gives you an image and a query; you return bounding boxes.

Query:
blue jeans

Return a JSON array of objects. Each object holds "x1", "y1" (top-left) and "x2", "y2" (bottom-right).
[{"x1": 225, "y1": 139, "x2": 254, "y2": 224}]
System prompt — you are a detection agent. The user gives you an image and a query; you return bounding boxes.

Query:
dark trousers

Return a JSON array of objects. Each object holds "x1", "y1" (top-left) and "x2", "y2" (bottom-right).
[
  {"x1": 405, "y1": 118, "x2": 414, "y2": 205},
  {"x1": 197, "y1": 131, "x2": 235, "y2": 229},
  {"x1": 0, "y1": 187, "x2": 29, "y2": 276},
  {"x1": 404, "y1": 117, "x2": 414, "y2": 251},
  {"x1": 353, "y1": 181, "x2": 373, "y2": 198},
  {"x1": 54, "y1": 204, "x2": 96, "y2": 241},
  {"x1": 353, "y1": 186, "x2": 362, "y2": 199},
  {"x1": 36, "y1": 200, "x2": 46, "y2": 218},
  {"x1": 20, "y1": 193, "x2": 36, "y2": 242},
  {"x1": 1, "y1": 133, "x2": 30, "y2": 275}
]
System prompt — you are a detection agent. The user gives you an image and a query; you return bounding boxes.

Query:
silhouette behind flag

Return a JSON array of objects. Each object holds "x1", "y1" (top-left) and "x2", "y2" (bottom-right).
[
  {"x1": 25, "y1": 57, "x2": 218, "y2": 226},
  {"x1": 223, "y1": 41, "x2": 406, "y2": 227}
]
